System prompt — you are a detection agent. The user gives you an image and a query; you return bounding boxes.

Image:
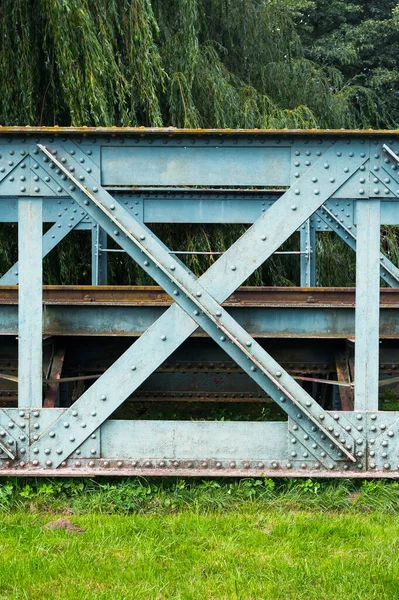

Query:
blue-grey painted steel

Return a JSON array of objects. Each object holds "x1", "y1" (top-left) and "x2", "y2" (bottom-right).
[
  {"x1": 355, "y1": 200, "x2": 381, "y2": 411},
  {"x1": 17, "y1": 198, "x2": 43, "y2": 408},
  {"x1": 300, "y1": 219, "x2": 316, "y2": 286},
  {"x1": 101, "y1": 420, "x2": 288, "y2": 460},
  {"x1": 101, "y1": 145, "x2": 291, "y2": 187},
  {"x1": 91, "y1": 225, "x2": 108, "y2": 285},
  {"x1": 1, "y1": 200, "x2": 87, "y2": 284},
  {"x1": 317, "y1": 203, "x2": 399, "y2": 287},
  {"x1": 0, "y1": 129, "x2": 398, "y2": 476},
  {"x1": 27, "y1": 141, "x2": 368, "y2": 467},
  {"x1": 0, "y1": 304, "x2": 399, "y2": 338}
]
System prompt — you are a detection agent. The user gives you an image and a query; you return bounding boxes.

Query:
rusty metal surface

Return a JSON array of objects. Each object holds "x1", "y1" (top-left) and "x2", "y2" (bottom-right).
[
  {"x1": 1, "y1": 285, "x2": 399, "y2": 307},
  {"x1": 0, "y1": 126, "x2": 397, "y2": 136},
  {"x1": 2, "y1": 465, "x2": 399, "y2": 478}
]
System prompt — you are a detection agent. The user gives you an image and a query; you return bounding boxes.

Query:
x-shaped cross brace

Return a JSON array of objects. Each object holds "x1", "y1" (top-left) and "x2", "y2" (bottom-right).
[{"x1": 29, "y1": 141, "x2": 369, "y2": 468}]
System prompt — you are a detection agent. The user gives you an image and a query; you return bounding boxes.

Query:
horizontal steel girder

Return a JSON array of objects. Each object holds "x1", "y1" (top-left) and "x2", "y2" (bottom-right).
[{"x1": 1, "y1": 410, "x2": 398, "y2": 476}]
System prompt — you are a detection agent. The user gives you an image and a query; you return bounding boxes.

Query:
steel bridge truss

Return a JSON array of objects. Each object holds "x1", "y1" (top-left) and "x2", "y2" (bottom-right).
[{"x1": 0, "y1": 127, "x2": 398, "y2": 477}]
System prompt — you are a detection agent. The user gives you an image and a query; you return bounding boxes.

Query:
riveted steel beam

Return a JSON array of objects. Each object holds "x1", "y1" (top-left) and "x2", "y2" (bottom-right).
[{"x1": 26, "y1": 141, "x2": 368, "y2": 467}]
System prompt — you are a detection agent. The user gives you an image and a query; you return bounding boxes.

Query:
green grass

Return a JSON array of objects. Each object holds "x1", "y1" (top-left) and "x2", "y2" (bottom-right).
[
  {"x1": 2, "y1": 478, "x2": 399, "y2": 598},
  {"x1": 1, "y1": 507, "x2": 399, "y2": 599}
]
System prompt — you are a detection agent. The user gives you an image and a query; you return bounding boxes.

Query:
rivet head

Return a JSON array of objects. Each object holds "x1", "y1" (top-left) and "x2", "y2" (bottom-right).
[
  {"x1": 101, "y1": 395, "x2": 106, "y2": 401},
  {"x1": 46, "y1": 460, "x2": 52, "y2": 467},
  {"x1": 276, "y1": 371, "x2": 282, "y2": 378},
  {"x1": 161, "y1": 335, "x2": 167, "y2": 341},
  {"x1": 231, "y1": 265, "x2": 237, "y2": 271}
]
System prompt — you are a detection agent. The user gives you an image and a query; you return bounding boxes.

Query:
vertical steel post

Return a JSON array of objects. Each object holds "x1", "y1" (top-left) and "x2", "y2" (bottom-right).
[
  {"x1": 18, "y1": 198, "x2": 43, "y2": 408},
  {"x1": 91, "y1": 225, "x2": 108, "y2": 285},
  {"x1": 355, "y1": 199, "x2": 380, "y2": 411},
  {"x1": 300, "y1": 219, "x2": 316, "y2": 287}
]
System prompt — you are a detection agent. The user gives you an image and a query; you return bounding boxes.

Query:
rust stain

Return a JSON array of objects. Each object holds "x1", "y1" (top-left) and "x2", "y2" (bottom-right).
[
  {"x1": 0, "y1": 285, "x2": 398, "y2": 307},
  {"x1": 0, "y1": 126, "x2": 397, "y2": 136}
]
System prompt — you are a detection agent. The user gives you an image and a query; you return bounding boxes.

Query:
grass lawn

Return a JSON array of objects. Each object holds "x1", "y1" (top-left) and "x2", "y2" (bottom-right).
[{"x1": 1, "y1": 478, "x2": 399, "y2": 599}]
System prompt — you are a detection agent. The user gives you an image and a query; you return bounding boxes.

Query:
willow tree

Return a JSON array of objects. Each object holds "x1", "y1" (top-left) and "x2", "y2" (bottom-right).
[
  {"x1": 0, "y1": 0, "x2": 396, "y2": 286},
  {"x1": 1, "y1": 0, "x2": 391, "y2": 129}
]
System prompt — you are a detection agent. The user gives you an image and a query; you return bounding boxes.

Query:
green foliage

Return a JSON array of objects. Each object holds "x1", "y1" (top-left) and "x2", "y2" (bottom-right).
[
  {"x1": 2, "y1": 476, "x2": 399, "y2": 514},
  {"x1": 1, "y1": 0, "x2": 397, "y2": 129},
  {"x1": 0, "y1": 1, "x2": 397, "y2": 284},
  {"x1": 297, "y1": 0, "x2": 399, "y2": 127}
]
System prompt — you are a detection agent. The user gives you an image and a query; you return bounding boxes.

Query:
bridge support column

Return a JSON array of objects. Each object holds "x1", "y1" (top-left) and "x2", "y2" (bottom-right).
[
  {"x1": 18, "y1": 197, "x2": 42, "y2": 408},
  {"x1": 355, "y1": 199, "x2": 380, "y2": 411}
]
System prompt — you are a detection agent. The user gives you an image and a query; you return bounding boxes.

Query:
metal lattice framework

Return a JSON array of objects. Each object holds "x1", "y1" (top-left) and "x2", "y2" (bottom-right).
[{"x1": 0, "y1": 127, "x2": 398, "y2": 476}]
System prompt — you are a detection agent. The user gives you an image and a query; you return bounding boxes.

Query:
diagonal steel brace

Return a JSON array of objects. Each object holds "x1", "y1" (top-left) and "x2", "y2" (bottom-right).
[
  {"x1": 317, "y1": 203, "x2": 399, "y2": 287},
  {"x1": 0, "y1": 207, "x2": 88, "y2": 284},
  {"x1": 30, "y1": 142, "x2": 368, "y2": 467}
]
